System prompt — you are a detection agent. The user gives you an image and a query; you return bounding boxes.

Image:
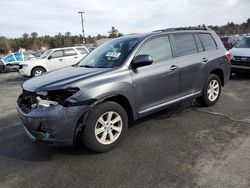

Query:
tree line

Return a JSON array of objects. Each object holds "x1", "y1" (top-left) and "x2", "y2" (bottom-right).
[
  {"x1": 0, "y1": 18, "x2": 250, "y2": 54},
  {"x1": 0, "y1": 27, "x2": 123, "y2": 54}
]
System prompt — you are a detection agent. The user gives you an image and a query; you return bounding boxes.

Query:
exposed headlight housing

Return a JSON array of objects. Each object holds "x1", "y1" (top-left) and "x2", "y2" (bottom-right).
[{"x1": 36, "y1": 88, "x2": 79, "y2": 107}]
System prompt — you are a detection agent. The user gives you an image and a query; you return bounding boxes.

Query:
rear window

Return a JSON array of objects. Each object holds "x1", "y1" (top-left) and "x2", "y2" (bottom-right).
[
  {"x1": 199, "y1": 34, "x2": 217, "y2": 50},
  {"x1": 194, "y1": 35, "x2": 204, "y2": 52},
  {"x1": 173, "y1": 34, "x2": 198, "y2": 57},
  {"x1": 64, "y1": 49, "x2": 77, "y2": 56},
  {"x1": 76, "y1": 48, "x2": 88, "y2": 54}
]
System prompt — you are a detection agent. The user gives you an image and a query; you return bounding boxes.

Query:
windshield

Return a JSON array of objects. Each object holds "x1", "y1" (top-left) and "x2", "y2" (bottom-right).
[
  {"x1": 40, "y1": 50, "x2": 52, "y2": 59},
  {"x1": 78, "y1": 37, "x2": 141, "y2": 68},
  {"x1": 235, "y1": 37, "x2": 250, "y2": 48}
]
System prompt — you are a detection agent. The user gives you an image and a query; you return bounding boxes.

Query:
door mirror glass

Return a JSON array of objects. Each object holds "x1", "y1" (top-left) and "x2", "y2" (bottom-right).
[{"x1": 132, "y1": 55, "x2": 153, "y2": 69}]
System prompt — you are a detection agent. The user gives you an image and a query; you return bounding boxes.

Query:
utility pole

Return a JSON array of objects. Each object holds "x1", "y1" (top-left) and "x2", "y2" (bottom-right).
[{"x1": 78, "y1": 11, "x2": 85, "y2": 43}]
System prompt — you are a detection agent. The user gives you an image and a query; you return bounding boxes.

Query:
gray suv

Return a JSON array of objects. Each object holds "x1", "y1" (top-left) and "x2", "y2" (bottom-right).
[{"x1": 17, "y1": 28, "x2": 231, "y2": 152}]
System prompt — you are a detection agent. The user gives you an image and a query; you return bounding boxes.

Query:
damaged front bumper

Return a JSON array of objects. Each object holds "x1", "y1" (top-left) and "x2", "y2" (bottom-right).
[{"x1": 16, "y1": 96, "x2": 91, "y2": 146}]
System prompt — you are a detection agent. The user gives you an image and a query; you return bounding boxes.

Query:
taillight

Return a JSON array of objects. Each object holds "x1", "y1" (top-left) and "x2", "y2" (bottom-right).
[{"x1": 226, "y1": 51, "x2": 232, "y2": 61}]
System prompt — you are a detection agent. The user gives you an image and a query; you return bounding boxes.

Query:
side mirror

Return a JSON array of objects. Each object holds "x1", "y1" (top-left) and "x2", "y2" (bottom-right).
[
  {"x1": 131, "y1": 55, "x2": 153, "y2": 69},
  {"x1": 47, "y1": 56, "x2": 52, "y2": 60}
]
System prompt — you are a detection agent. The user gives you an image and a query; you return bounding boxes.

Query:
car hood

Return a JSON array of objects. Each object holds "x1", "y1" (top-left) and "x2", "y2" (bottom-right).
[
  {"x1": 230, "y1": 47, "x2": 250, "y2": 57},
  {"x1": 23, "y1": 66, "x2": 110, "y2": 92}
]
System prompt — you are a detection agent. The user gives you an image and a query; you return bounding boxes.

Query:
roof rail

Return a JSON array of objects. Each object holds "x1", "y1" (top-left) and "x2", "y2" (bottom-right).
[{"x1": 154, "y1": 27, "x2": 210, "y2": 32}]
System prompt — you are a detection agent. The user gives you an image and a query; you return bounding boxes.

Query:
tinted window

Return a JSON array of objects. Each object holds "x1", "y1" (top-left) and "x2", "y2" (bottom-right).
[
  {"x1": 137, "y1": 36, "x2": 172, "y2": 63},
  {"x1": 199, "y1": 34, "x2": 217, "y2": 50},
  {"x1": 235, "y1": 37, "x2": 250, "y2": 48},
  {"x1": 64, "y1": 49, "x2": 77, "y2": 57},
  {"x1": 78, "y1": 37, "x2": 141, "y2": 68},
  {"x1": 174, "y1": 34, "x2": 198, "y2": 56},
  {"x1": 14, "y1": 53, "x2": 23, "y2": 61},
  {"x1": 194, "y1": 35, "x2": 204, "y2": 52},
  {"x1": 50, "y1": 50, "x2": 63, "y2": 59},
  {"x1": 3, "y1": 54, "x2": 15, "y2": 63},
  {"x1": 76, "y1": 48, "x2": 88, "y2": 54}
]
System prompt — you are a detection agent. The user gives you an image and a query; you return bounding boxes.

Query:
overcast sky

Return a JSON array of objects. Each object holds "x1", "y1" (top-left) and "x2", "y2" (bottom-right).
[{"x1": 0, "y1": 0, "x2": 249, "y2": 38}]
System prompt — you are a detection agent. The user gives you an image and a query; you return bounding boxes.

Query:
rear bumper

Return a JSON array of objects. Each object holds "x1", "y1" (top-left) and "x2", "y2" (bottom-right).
[{"x1": 16, "y1": 102, "x2": 90, "y2": 146}]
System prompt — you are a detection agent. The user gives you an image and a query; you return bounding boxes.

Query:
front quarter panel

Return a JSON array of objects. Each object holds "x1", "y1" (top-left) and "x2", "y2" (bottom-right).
[{"x1": 68, "y1": 68, "x2": 137, "y2": 118}]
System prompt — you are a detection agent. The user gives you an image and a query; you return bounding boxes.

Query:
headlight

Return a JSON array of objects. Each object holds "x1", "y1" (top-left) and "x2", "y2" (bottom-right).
[
  {"x1": 21, "y1": 64, "x2": 28, "y2": 67},
  {"x1": 36, "y1": 88, "x2": 79, "y2": 107},
  {"x1": 36, "y1": 96, "x2": 58, "y2": 107}
]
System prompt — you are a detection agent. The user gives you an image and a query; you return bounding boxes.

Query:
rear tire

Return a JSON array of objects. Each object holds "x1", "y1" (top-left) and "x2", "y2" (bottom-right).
[
  {"x1": 31, "y1": 67, "x2": 46, "y2": 77},
  {"x1": 82, "y1": 101, "x2": 128, "y2": 153},
  {"x1": 198, "y1": 74, "x2": 222, "y2": 106}
]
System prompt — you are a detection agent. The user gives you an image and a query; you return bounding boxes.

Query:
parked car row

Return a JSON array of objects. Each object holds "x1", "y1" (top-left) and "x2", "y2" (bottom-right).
[{"x1": 19, "y1": 46, "x2": 89, "y2": 77}]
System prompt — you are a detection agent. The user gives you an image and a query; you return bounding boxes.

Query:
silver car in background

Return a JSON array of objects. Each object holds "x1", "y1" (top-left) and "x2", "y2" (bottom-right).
[{"x1": 230, "y1": 35, "x2": 250, "y2": 74}]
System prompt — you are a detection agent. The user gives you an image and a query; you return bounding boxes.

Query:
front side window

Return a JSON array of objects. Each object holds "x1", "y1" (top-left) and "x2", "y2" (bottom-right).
[
  {"x1": 40, "y1": 50, "x2": 52, "y2": 59},
  {"x1": 174, "y1": 34, "x2": 198, "y2": 57},
  {"x1": 78, "y1": 37, "x2": 141, "y2": 68},
  {"x1": 50, "y1": 50, "x2": 63, "y2": 59},
  {"x1": 199, "y1": 34, "x2": 217, "y2": 50},
  {"x1": 14, "y1": 53, "x2": 23, "y2": 61},
  {"x1": 64, "y1": 49, "x2": 77, "y2": 57},
  {"x1": 235, "y1": 37, "x2": 250, "y2": 48},
  {"x1": 137, "y1": 36, "x2": 172, "y2": 63}
]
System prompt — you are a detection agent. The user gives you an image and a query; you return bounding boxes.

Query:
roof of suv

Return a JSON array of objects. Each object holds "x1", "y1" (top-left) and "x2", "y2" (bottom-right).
[{"x1": 119, "y1": 27, "x2": 213, "y2": 41}]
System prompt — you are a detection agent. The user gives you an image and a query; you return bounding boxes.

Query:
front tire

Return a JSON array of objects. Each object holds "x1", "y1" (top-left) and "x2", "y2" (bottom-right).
[
  {"x1": 31, "y1": 67, "x2": 46, "y2": 77},
  {"x1": 82, "y1": 101, "x2": 128, "y2": 152},
  {"x1": 198, "y1": 74, "x2": 222, "y2": 106}
]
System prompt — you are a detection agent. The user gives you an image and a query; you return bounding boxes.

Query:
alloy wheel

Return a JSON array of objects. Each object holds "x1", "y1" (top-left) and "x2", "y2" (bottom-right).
[
  {"x1": 95, "y1": 111, "x2": 123, "y2": 145},
  {"x1": 207, "y1": 79, "x2": 220, "y2": 101}
]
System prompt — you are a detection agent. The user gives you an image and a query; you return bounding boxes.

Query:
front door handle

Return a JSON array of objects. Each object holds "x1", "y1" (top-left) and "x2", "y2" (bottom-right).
[
  {"x1": 202, "y1": 58, "x2": 209, "y2": 63},
  {"x1": 170, "y1": 65, "x2": 178, "y2": 71},
  {"x1": 59, "y1": 59, "x2": 63, "y2": 61},
  {"x1": 74, "y1": 56, "x2": 79, "y2": 59}
]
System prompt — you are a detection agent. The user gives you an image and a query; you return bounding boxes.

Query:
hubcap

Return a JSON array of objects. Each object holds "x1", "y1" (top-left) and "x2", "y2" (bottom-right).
[
  {"x1": 95, "y1": 111, "x2": 123, "y2": 145},
  {"x1": 207, "y1": 80, "x2": 220, "y2": 102},
  {"x1": 35, "y1": 70, "x2": 43, "y2": 76}
]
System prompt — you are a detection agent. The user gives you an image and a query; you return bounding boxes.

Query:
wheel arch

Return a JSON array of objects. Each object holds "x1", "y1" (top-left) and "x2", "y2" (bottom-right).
[
  {"x1": 101, "y1": 94, "x2": 135, "y2": 123},
  {"x1": 31, "y1": 66, "x2": 47, "y2": 75},
  {"x1": 210, "y1": 68, "x2": 224, "y2": 86}
]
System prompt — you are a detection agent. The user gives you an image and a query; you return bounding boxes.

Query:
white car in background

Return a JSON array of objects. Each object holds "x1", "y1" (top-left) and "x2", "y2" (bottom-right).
[{"x1": 19, "y1": 46, "x2": 89, "y2": 77}]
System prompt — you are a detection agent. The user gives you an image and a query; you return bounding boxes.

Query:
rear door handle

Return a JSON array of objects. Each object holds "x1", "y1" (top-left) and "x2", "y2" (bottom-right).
[
  {"x1": 59, "y1": 58, "x2": 63, "y2": 61},
  {"x1": 202, "y1": 58, "x2": 209, "y2": 63},
  {"x1": 170, "y1": 65, "x2": 178, "y2": 71},
  {"x1": 74, "y1": 56, "x2": 79, "y2": 59}
]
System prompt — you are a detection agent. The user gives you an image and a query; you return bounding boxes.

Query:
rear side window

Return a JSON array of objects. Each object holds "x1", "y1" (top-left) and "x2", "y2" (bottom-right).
[
  {"x1": 199, "y1": 34, "x2": 217, "y2": 50},
  {"x1": 137, "y1": 36, "x2": 172, "y2": 63},
  {"x1": 76, "y1": 48, "x2": 88, "y2": 54},
  {"x1": 64, "y1": 49, "x2": 77, "y2": 57},
  {"x1": 173, "y1": 34, "x2": 198, "y2": 57},
  {"x1": 194, "y1": 35, "x2": 204, "y2": 52}
]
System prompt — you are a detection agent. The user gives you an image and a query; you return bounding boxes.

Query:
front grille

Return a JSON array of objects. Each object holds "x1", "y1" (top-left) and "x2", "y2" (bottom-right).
[
  {"x1": 231, "y1": 60, "x2": 250, "y2": 67},
  {"x1": 18, "y1": 90, "x2": 37, "y2": 114},
  {"x1": 234, "y1": 56, "x2": 250, "y2": 62}
]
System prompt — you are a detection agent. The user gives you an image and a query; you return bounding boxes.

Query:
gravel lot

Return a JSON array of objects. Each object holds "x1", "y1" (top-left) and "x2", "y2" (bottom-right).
[{"x1": 0, "y1": 72, "x2": 250, "y2": 188}]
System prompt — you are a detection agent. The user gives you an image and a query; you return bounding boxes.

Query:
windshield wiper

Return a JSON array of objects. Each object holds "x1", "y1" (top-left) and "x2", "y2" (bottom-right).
[{"x1": 79, "y1": 65, "x2": 95, "y2": 68}]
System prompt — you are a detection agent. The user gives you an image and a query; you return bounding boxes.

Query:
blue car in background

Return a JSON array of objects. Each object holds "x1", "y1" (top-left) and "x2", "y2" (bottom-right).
[{"x1": 0, "y1": 52, "x2": 26, "y2": 73}]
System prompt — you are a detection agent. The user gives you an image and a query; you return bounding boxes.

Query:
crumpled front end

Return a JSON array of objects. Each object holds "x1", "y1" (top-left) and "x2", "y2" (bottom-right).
[{"x1": 16, "y1": 89, "x2": 91, "y2": 146}]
